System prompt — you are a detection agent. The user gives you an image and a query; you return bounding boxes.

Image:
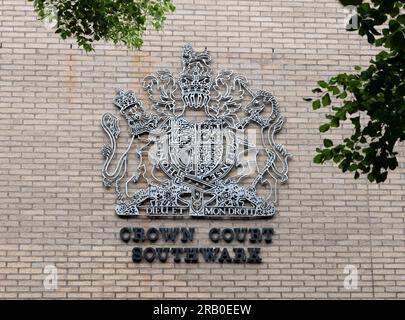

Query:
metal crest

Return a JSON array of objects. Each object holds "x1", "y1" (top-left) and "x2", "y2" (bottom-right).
[{"x1": 101, "y1": 44, "x2": 291, "y2": 218}]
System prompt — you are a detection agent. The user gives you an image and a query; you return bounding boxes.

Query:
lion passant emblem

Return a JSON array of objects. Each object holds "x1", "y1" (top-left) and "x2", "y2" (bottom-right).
[{"x1": 101, "y1": 44, "x2": 290, "y2": 218}]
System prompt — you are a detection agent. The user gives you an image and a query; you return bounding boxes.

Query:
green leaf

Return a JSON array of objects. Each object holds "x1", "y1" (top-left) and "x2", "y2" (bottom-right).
[
  {"x1": 338, "y1": 0, "x2": 363, "y2": 6},
  {"x1": 323, "y1": 148, "x2": 333, "y2": 160},
  {"x1": 328, "y1": 85, "x2": 340, "y2": 95},
  {"x1": 397, "y1": 14, "x2": 405, "y2": 25},
  {"x1": 389, "y1": 20, "x2": 401, "y2": 32},
  {"x1": 322, "y1": 93, "x2": 331, "y2": 107},
  {"x1": 312, "y1": 99, "x2": 321, "y2": 110},
  {"x1": 330, "y1": 117, "x2": 340, "y2": 128},
  {"x1": 333, "y1": 155, "x2": 343, "y2": 163},
  {"x1": 337, "y1": 92, "x2": 348, "y2": 99},
  {"x1": 313, "y1": 154, "x2": 323, "y2": 164},
  {"x1": 366, "y1": 32, "x2": 375, "y2": 44},
  {"x1": 318, "y1": 80, "x2": 328, "y2": 88},
  {"x1": 323, "y1": 139, "x2": 333, "y2": 147},
  {"x1": 385, "y1": 29, "x2": 405, "y2": 51},
  {"x1": 319, "y1": 123, "x2": 330, "y2": 133}
]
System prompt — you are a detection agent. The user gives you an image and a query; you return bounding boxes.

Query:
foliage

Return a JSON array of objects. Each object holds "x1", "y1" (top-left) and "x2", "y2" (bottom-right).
[
  {"x1": 30, "y1": 0, "x2": 175, "y2": 51},
  {"x1": 307, "y1": 0, "x2": 405, "y2": 183}
]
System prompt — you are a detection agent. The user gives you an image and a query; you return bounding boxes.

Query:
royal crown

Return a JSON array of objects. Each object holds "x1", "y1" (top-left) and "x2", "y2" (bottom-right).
[
  {"x1": 113, "y1": 89, "x2": 159, "y2": 136},
  {"x1": 179, "y1": 44, "x2": 213, "y2": 109},
  {"x1": 113, "y1": 89, "x2": 144, "y2": 116}
]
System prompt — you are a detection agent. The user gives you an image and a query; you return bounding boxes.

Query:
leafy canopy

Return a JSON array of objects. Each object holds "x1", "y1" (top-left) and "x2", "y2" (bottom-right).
[
  {"x1": 307, "y1": 0, "x2": 405, "y2": 183},
  {"x1": 30, "y1": 0, "x2": 175, "y2": 51}
]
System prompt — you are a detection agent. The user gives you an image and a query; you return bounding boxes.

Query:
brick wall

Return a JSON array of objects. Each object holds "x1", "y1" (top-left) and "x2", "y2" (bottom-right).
[{"x1": 0, "y1": 0, "x2": 404, "y2": 299}]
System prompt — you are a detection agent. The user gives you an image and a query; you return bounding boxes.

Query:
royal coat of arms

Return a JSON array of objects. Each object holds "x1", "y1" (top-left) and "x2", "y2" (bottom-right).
[{"x1": 101, "y1": 44, "x2": 291, "y2": 218}]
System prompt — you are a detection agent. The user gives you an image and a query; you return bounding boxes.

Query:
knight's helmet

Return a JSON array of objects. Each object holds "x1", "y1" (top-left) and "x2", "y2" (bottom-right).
[{"x1": 179, "y1": 44, "x2": 213, "y2": 110}]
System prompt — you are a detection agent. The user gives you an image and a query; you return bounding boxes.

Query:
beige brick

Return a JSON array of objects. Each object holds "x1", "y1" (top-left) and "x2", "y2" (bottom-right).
[{"x1": 0, "y1": 0, "x2": 404, "y2": 300}]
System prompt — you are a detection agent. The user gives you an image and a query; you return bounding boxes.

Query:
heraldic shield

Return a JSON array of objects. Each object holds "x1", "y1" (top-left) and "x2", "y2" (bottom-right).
[{"x1": 101, "y1": 44, "x2": 291, "y2": 218}]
